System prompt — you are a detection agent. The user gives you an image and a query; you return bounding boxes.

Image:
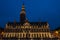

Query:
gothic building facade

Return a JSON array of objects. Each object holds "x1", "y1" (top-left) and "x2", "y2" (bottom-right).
[{"x1": 0, "y1": 4, "x2": 59, "y2": 40}]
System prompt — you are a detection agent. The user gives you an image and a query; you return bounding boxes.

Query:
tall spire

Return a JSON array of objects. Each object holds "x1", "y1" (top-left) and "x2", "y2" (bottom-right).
[
  {"x1": 20, "y1": 2, "x2": 25, "y2": 14},
  {"x1": 20, "y1": 2, "x2": 26, "y2": 23}
]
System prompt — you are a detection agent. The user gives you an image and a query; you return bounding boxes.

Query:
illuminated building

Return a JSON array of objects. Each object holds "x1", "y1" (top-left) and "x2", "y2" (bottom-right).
[{"x1": 0, "y1": 3, "x2": 60, "y2": 40}]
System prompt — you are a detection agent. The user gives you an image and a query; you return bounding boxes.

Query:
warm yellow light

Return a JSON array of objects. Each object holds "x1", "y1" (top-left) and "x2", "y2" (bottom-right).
[
  {"x1": 55, "y1": 31, "x2": 58, "y2": 34},
  {"x1": 1, "y1": 32, "x2": 4, "y2": 34}
]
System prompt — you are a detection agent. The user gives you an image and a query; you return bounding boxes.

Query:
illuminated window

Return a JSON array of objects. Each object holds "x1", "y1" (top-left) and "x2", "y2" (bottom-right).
[
  {"x1": 20, "y1": 34, "x2": 22, "y2": 38},
  {"x1": 32, "y1": 34, "x2": 34, "y2": 38},
  {"x1": 23, "y1": 34, "x2": 25, "y2": 38},
  {"x1": 19, "y1": 33, "x2": 20, "y2": 38},
  {"x1": 48, "y1": 33, "x2": 51, "y2": 38},
  {"x1": 42, "y1": 34, "x2": 44, "y2": 38},
  {"x1": 41, "y1": 33, "x2": 42, "y2": 38},
  {"x1": 5, "y1": 33, "x2": 8, "y2": 37},
  {"x1": 8, "y1": 33, "x2": 10, "y2": 37},
  {"x1": 37, "y1": 34, "x2": 38, "y2": 38}
]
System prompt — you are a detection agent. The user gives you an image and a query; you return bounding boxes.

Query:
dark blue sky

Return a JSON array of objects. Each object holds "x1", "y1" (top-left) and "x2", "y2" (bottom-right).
[{"x1": 0, "y1": 0, "x2": 60, "y2": 30}]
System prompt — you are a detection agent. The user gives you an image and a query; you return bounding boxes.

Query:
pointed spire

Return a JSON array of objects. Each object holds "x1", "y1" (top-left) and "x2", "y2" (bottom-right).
[
  {"x1": 20, "y1": 2, "x2": 26, "y2": 14},
  {"x1": 22, "y1": 3, "x2": 25, "y2": 9},
  {"x1": 21, "y1": 1, "x2": 25, "y2": 11}
]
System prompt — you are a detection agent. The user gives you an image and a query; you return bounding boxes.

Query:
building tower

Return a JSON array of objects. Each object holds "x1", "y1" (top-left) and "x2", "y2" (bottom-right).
[{"x1": 20, "y1": 3, "x2": 26, "y2": 23}]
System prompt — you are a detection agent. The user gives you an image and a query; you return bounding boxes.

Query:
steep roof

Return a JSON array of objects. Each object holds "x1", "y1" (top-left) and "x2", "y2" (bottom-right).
[{"x1": 7, "y1": 22, "x2": 47, "y2": 26}]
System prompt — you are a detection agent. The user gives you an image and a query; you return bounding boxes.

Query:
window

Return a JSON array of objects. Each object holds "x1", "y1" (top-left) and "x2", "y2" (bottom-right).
[
  {"x1": 23, "y1": 34, "x2": 25, "y2": 38},
  {"x1": 8, "y1": 33, "x2": 10, "y2": 37},
  {"x1": 42, "y1": 34, "x2": 44, "y2": 38},
  {"x1": 34, "y1": 34, "x2": 38, "y2": 38}
]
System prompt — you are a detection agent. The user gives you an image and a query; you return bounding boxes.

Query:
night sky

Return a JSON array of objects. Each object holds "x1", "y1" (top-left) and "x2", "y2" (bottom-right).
[{"x1": 0, "y1": 0, "x2": 60, "y2": 30}]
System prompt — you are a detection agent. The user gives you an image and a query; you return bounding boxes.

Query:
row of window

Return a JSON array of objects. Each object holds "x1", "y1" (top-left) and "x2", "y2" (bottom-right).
[
  {"x1": 6, "y1": 25, "x2": 48, "y2": 29},
  {"x1": 5, "y1": 29, "x2": 49, "y2": 32},
  {"x1": 1, "y1": 38, "x2": 59, "y2": 40},
  {"x1": 31, "y1": 29, "x2": 49, "y2": 32},
  {"x1": 3, "y1": 33, "x2": 52, "y2": 38}
]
